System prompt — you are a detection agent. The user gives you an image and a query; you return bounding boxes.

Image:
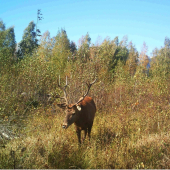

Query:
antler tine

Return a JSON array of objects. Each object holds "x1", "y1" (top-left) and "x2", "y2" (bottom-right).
[
  {"x1": 73, "y1": 77, "x2": 97, "y2": 106},
  {"x1": 63, "y1": 82, "x2": 68, "y2": 105},
  {"x1": 57, "y1": 76, "x2": 68, "y2": 105},
  {"x1": 89, "y1": 78, "x2": 97, "y2": 85},
  {"x1": 83, "y1": 78, "x2": 97, "y2": 97}
]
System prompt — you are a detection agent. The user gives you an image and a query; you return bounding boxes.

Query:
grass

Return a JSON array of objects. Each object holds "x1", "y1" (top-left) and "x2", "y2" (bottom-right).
[
  {"x1": 1, "y1": 93, "x2": 170, "y2": 169},
  {"x1": 1, "y1": 57, "x2": 170, "y2": 168},
  {"x1": 1, "y1": 23, "x2": 170, "y2": 168}
]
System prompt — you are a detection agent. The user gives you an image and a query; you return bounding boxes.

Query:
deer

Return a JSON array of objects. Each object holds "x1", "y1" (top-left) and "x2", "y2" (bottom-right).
[{"x1": 56, "y1": 78, "x2": 97, "y2": 144}]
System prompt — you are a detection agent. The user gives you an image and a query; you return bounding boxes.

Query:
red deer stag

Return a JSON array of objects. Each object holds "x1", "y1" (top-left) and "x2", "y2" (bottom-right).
[{"x1": 57, "y1": 78, "x2": 97, "y2": 144}]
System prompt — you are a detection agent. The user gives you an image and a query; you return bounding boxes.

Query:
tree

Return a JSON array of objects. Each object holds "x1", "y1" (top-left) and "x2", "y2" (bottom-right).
[
  {"x1": 164, "y1": 36, "x2": 170, "y2": 59},
  {"x1": 97, "y1": 36, "x2": 129, "y2": 75},
  {"x1": 0, "y1": 20, "x2": 16, "y2": 68},
  {"x1": 4, "y1": 27, "x2": 16, "y2": 57},
  {"x1": 37, "y1": 31, "x2": 54, "y2": 60},
  {"x1": 109, "y1": 36, "x2": 129, "y2": 73},
  {"x1": 139, "y1": 42, "x2": 149, "y2": 70},
  {"x1": 52, "y1": 28, "x2": 71, "y2": 72},
  {"x1": 78, "y1": 32, "x2": 91, "y2": 62},
  {"x1": 70, "y1": 41, "x2": 77, "y2": 61},
  {"x1": 53, "y1": 28, "x2": 70, "y2": 54},
  {"x1": 113, "y1": 36, "x2": 119, "y2": 47},
  {"x1": 0, "y1": 20, "x2": 6, "y2": 54},
  {"x1": 36, "y1": 9, "x2": 44, "y2": 38},
  {"x1": 17, "y1": 21, "x2": 38, "y2": 58},
  {"x1": 150, "y1": 38, "x2": 170, "y2": 79},
  {"x1": 125, "y1": 42, "x2": 138, "y2": 76},
  {"x1": 70, "y1": 41, "x2": 77, "y2": 54},
  {"x1": 99, "y1": 37, "x2": 116, "y2": 60}
]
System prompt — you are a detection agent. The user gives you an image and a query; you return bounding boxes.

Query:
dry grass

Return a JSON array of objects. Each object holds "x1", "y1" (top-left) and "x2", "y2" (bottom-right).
[
  {"x1": 1, "y1": 57, "x2": 170, "y2": 169},
  {"x1": 1, "y1": 96, "x2": 170, "y2": 169}
]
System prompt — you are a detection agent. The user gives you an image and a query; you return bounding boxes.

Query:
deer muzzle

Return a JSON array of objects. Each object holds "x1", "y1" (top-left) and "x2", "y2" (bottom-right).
[{"x1": 62, "y1": 123, "x2": 68, "y2": 129}]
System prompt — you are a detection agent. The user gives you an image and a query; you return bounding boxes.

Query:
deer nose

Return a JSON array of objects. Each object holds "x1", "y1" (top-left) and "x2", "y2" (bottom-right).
[{"x1": 62, "y1": 123, "x2": 67, "y2": 129}]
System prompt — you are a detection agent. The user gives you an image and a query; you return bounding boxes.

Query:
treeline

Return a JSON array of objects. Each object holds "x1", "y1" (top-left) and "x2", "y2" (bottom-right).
[
  {"x1": 1, "y1": 19, "x2": 170, "y2": 169},
  {"x1": 1, "y1": 19, "x2": 170, "y2": 74},
  {"x1": 0, "y1": 19, "x2": 170, "y2": 117}
]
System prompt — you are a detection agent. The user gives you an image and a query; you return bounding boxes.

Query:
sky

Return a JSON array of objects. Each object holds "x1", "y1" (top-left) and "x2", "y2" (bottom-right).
[{"x1": 1, "y1": 0, "x2": 170, "y2": 56}]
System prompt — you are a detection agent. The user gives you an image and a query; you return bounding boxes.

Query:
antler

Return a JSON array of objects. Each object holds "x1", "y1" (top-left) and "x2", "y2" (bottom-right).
[
  {"x1": 73, "y1": 78, "x2": 97, "y2": 106},
  {"x1": 57, "y1": 76, "x2": 68, "y2": 106},
  {"x1": 83, "y1": 78, "x2": 97, "y2": 98},
  {"x1": 56, "y1": 76, "x2": 97, "y2": 109}
]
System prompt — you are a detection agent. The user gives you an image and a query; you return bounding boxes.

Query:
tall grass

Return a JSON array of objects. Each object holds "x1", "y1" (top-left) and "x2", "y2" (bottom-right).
[{"x1": 0, "y1": 56, "x2": 170, "y2": 168}]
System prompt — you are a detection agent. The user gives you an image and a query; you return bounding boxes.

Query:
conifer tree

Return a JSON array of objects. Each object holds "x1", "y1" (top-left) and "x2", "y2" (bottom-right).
[
  {"x1": 70, "y1": 41, "x2": 77, "y2": 61},
  {"x1": 17, "y1": 21, "x2": 38, "y2": 58},
  {"x1": 0, "y1": 20, "x2": 16, "y2": 68},
  {"x1": 150, "y1": 37, "x2": 170, "y2": 79},
  {"x1": 109, "y1": 36, "x2": 129, "y2": 73}
]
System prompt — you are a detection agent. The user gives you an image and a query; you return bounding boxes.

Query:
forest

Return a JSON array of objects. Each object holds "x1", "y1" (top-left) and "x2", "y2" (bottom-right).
[{"x1": 0, "y1": 18, "x2": 170, "y2": 169}]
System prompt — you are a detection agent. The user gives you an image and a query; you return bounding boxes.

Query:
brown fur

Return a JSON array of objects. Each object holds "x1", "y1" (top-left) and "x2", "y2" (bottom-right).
[{"x1": 58, "y1": 96, "x2": 96, "y2": 144}]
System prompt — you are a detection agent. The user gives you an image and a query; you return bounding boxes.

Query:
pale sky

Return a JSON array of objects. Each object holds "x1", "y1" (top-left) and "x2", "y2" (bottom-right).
[{"x1": 1, "y1": 0, "x2": 170, "y2": 56}]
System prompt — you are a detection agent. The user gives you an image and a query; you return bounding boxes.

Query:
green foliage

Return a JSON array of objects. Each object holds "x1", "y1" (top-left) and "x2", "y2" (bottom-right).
[
  {"x1": 78, "y1": 32, "x2": 91, "y2": 62},
  {"x1": 1, "y1": 21, "x2": 170, "y2": 168},
  {"x1": 51, "y1": 28, "x2": 71, "y2": 72},
  {"x1": 17, "y1": 21, "x2": 38, "y2": 59},
  {"x1": 70, "y1": 41, "x2": 77, "y2": 60},
  {"x1": 150, "y1": 38, "x2": 170, "y2": 80},
  {"x1": 97, "y1": 36, "x2": 129, "y2": 75},
  {"x1": 53, "y1": 28, "x2": 70, "y2": 53},
  {"x1": 164, "y1": 36, "x2": 170, "y2": 58},
  {"x1": 125, "y1": 42, "x2": 138, "y2": 76},
  {"x1": 109, "y1": 44, "x2": 128, "y2": 73},
  {"x1": 37, "y1": 31, "x2": 54, "y2": 60},
  {"x1": 0, "y1": 20, "x2": 16, "y2": 69}
]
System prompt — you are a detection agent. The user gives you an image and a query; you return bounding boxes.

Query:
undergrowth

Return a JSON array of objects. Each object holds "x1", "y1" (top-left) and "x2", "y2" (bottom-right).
[
  {"x1": 0, "y1": 51, "x2": 170, "y2": 169},
  {"x1": 1, "y1": 76, "x2": 170, "y2": 169}
]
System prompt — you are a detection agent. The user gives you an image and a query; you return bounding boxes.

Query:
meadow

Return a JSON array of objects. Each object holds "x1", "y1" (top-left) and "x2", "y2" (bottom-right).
[
  {"x1": 1, "y1": 23, "x2": 170, "y2": 168},
  {"x1": 0, "y1": 54, "x2": 170, "y2": 169}
]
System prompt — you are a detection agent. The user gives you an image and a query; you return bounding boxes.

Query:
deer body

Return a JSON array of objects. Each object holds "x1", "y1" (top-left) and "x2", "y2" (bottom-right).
[
  {"x1": 76, "y1": 96, "x2": 96, "y2": 144},
  {"x1": 74, "y1": 96, "x2": 96, "y2": 130},
  {"x1": 57, "y1": 78, "x2": 97, "y2": 144}
]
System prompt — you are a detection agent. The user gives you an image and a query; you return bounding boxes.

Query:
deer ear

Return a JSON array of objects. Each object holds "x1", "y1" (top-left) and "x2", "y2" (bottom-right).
[{"x1": 76, "y1": 105, "x2": 81, "y2": 111}]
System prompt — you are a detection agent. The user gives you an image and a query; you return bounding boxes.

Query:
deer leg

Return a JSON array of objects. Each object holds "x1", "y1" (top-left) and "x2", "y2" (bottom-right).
[
  {"x1": 76, "y1": 129, "x2": 81, "y2": 144},
  {"x1": 88, "y1": 123, "x2": 93, "y2": 141},
  {"x1": 83, "y1": 129, "x2": 87, "y2": 142}
]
